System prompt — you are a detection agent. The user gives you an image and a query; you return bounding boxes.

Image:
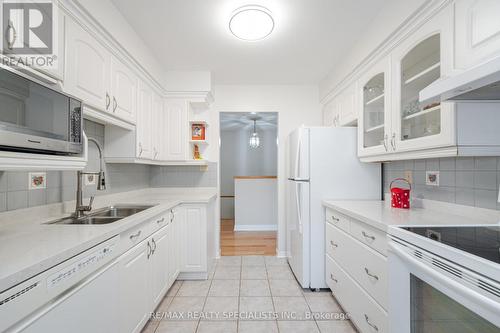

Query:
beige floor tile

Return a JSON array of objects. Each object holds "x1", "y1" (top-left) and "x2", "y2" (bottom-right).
[
  {"x1": 214, "y1": 265, "x2": 241, "y2": 280},
  {"x1": 166, "y1": 280, "x2": 183, "y2": 297},
  {"x1": 304, "y1": 294, "x2": 343, "y2": 314},
  {"x1": 269, "y1": 279, "x2": 303, "y2": 296},
  {"x1": 141, "y1": 319, "x2": 159, "y2": 333},
  {"x1": 203, "y1": 297, "x2": 239, "y2": 319},
  {"x1": 156, "y1": 296, "x2": 175, "y2": 313},
  {"x1": 266, "y1": 265, "x2": 295, "y2": 280},
  {"x1": 241, "y1": 255, "x2": 265, "y2": 266},
  {"x1": 167, "y1": 297, "x2": 206, "y2": 317},
  {"x1": 177, "y1": 280, "x2": 212, "y2": 297},
  {"x1": 217, "y1": 256, "x2": 242, "y2": 266},
  {"x1": 241, "y1": 265, "x2": 267, "y2": 279},
  {"x1": 237, "y1": 320, "x2": 279, "y2": 333},
  {"x1": 316, "y1": 320, "x2": 358, "y2": 333},
  {"x1": 197, "y1": 320, "x2": 237, "y2": 333},
  {"x1": 156, "y1": 320, "x2": 199, "y2": 333},
  {"x1": 278, "y1": 321, "x2": 320, "y2": 333},
  {"x1": 209, "y1": 279, "x2": 240, "y2": 296},
  {"x1": 239, "y1": 297, "x2": 274, "y2": 320},
  {"x1": 265, "y1": 256, "x2": 288, "y2": 266},
  {"x1": 272, "y1": 296, "x2": 312, "y2": 320},
  {"x1": 240, "y1": 279, "x2": 271, "y2": 297}
]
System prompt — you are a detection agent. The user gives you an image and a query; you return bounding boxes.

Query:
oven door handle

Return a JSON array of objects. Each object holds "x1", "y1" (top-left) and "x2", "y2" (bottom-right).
[{"x1": 388, "y1": 242, "x2": 500, "y2": 317}]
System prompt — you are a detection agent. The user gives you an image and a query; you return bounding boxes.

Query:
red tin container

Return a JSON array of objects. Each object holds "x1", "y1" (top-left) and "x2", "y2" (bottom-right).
[{"x1": 390, "y1": 178, "x2": 411, "y2": 209}]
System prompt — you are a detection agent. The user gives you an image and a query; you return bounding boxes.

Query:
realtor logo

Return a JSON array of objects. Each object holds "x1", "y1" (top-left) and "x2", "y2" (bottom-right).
[{"x1": 3, "y1": 0, "x2": 53, "y2": 54}]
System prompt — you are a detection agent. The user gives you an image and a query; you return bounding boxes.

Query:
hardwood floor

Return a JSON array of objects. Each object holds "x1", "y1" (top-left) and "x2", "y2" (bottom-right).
[{"x1": 220, "y1": 219, "x2": 277, "y2": 256}]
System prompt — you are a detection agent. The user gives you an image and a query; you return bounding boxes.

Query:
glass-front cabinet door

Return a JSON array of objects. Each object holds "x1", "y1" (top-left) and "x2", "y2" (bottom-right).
[
  {"x1": 358, "y1": 58, "x2": 391, "y2": 157},
  {"x1": 392, "y1": 6, "x2": 455, "y2": 153}
]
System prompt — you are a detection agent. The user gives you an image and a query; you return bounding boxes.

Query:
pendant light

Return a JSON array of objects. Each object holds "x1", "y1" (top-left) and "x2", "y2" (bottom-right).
[{"x1": 249, "y1": 119, "x2": 260, "y2": 148}]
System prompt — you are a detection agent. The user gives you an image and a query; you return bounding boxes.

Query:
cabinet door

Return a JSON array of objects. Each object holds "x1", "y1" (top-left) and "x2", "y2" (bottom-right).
[
  {"x1": 136, "y1": 80, "x2": 153, "y2": 159},
  {"x1": 118, "y1": 240, "x2": 151, "y2": 333},
  {"x1": 181, "y1": 205, "x2": 207, "y2": 272},
  {"x1": 322, "y1": 99, "x2": 336, "y2": 127},
  {"x1": 164, "y1": 99, "x2": 188, "y2": 161},
  {"x1": 173, "y1": 209, "x2": 181, "y2": 277},
  {"x1": 391, "y1": 6, "x2": 455, "y2": 153},
  {"x1": 339, "y1": 84, "x2": 357, "y2": 126},
  {"x1": 358, "y1": 57, "x2": 392, "y2": 157},
  {"x1": 150, "y1": 223, "x2": 170, "y2": 307},
  {"x1": 152, "y1": 93, "x2": 164, "y2": 160},
  {"x1": 455, "y1": 0, "x2": 500, "y2": 70},
  {"x1": 65, "y1": 19, "x2": 111, "y2": 111},
  {"x1": 110, "y1": 56, "x2": 137, "y2": 123}
]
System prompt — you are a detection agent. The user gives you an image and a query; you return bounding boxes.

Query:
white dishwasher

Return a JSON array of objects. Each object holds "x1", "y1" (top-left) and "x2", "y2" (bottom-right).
[{"x1": 0, "y1": 236, "x2": 120, "y2": 333}]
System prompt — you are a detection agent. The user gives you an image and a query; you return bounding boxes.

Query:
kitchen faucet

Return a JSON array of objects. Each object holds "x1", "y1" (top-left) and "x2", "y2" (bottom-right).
[{"x1": 74, "y1": 137, "x2": 106, "y2": 218}]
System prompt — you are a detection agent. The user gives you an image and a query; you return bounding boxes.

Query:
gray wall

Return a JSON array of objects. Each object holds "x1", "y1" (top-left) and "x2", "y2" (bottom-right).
[
  {"x1": 383, "y1": 157, "x2": 500, "y2": 210},
  {"x1": 150, "y1": 162, "x2": 218, "y2": 188}
]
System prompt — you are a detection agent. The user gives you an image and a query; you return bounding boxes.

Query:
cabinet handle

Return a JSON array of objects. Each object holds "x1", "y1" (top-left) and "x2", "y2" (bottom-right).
[
  {"x1": 106, "y1": 92, "x2": 110, "y2": 110},
  {"x1": 129, "y1": 230, "x2": 142, "y2": 240},
  {"x1": 362, "y1": 231, "x2": 375, "y2": 241},
  {"x1": 151, "y1": 238, "x2": 157, "y2": 255},
  {"x1": 138, "y1": 143, "x2": 143, "y2": 156},
  {"x1": 391, "y1": 133, "x2": 396, "y2": 150},
  {"x1": 6, "y1": 20, "x2": 17, "y2": 49},
  {"x1": 330, "y1": 273, "x2": 338, "y2": 283},
  {"x1": 331, "y1": 215, "x2": 340, "y2": 222},
  {"x1": 170, "y1": 210, "x2": 175, "y2": 223},
  {"x1": 157, "y1": 217, "x2": 165, "y2": 224},
  {"x1": 112, "y1": 97, "x2": 117, "y2": 112},
  {"x1": 330, "y1": 240, "x2": 338, "y2": 248},
  {"x1": 364, "y1": 267, "x2": 379, "y2": 281},
  {"x1": 383, "y1": 134, "x2": 388, "y2": 152},
  {"x1": 364, "y1": 314, "x2": 379, "y2": 332},
  {"x1": 147, "y1": 241, "x2": 152, "y2": 259}
]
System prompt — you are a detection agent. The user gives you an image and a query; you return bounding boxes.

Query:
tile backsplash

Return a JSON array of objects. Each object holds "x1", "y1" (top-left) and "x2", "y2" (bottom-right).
[
  {"x1": 0, "y1": 120, "x2": 217, "y2": 213},
  {"x1": 384, "y1": 157, "x2": 500, "y2": 210}
]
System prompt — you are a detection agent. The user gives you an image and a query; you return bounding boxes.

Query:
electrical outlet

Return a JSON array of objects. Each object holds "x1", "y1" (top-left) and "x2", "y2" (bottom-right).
[
  {"x1": 29, "y1": 172, "x2": 46, "y2": 189},
  {"x1": 426, "y1": 171, "x2": 440, "y2": 186},
  {"x1": 85, "y1": 174, "x2": 96, "y2": 186},
  {"x1": 404, "y1": 170, "x2": 413, "y2": 184}
]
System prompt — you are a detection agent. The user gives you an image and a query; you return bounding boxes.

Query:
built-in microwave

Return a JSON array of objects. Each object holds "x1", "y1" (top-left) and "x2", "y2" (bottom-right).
[{"x1": 0, "y1": 65, "x2": 83, "y2": 155}]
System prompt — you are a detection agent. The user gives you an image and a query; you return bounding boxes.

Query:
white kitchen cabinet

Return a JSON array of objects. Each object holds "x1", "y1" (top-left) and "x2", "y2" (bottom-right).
[
  {"x1": 118, "y1": 240, "x2": 151, "y2": 333},
  {"x1": 136, "y1": 80, "x2": 153, "y2": 160},
  {"x1": 152, "y1": 93, "x2": 164, "y2": 160},
  {"x1": 65, "y1": 18, "x2": 111, "y2": 112},
  {"x1": 357, "y1": 57, "x2": 392, "y2": 158},
  {"x1": 164, "y1": 98, "x2": 188, "y2": 161},
  {"x1": 455, "y1": 0, "x2": 500, "y2": 70},
  {"x1": 322, "y1": 99, "x2": 339, "y2": 127},
  {"x1": 110, "y1": 56, "x2": 137, "y2": 123},
  {"x1": 150, "y1": 219, "x2": 170, "y2": 307},
  {"x1": 338, "y1": 83, "x2": 357, "y2": 126}
]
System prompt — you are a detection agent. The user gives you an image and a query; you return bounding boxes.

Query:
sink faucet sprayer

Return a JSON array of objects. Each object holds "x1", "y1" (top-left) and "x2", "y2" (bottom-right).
[{"x1": 74, "y1": 137, "x2": 106, "y2": 218}]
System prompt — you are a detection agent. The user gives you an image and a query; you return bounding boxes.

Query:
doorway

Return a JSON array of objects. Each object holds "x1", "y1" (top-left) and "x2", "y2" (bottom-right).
[{"x1": 219, "y1": 112, "x2": 278, "y2": 256}]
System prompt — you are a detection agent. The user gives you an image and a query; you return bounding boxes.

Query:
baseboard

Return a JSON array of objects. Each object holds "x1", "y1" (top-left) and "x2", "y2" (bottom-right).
[
  {"x1": 177, "y1": 271, "x2": 208, "y2": 280},
  {"x1": 276, "y1": 249, "x2": 288, "y2": 258},
  {"x1": 233, "y1": 224, "x2": 278, "y2": 231}
]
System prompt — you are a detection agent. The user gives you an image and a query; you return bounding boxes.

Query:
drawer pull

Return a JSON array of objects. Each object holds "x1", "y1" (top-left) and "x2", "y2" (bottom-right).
[
  {"x1": 330, "y1": 273, "x2": 338, "y2": 283},
  {"x1": 129, "y1": 230, "x2": 142, "y2": 240},
  {"x1": 331, "y1": 215, "x2": 340, "y2": 222},
  {"x1": 330, "y1": 240, "x2": 338, "y2": 248},
  {"x1": 157, "y1": 217, "x2": 165, "y2": 224},
  {"x1": 362, "y1": 231, "x2": 376, "y2": 241},
  {"x1": 364, "y1": 268, "x2": 379, "y2": 281},
  {"x1": 364, "y1": 314, "x2": 379, "y2": 331}
]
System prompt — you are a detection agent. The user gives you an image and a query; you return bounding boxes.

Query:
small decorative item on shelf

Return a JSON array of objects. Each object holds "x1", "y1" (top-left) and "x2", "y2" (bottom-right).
[
  {"x1": 403, "y1": 99, "x2": 420, "y2": 117},
  {"x1": 191, "y1": 123, "x2": 206, "y2": 141},
  {"x1": 193, "y1": 144, "x2": 202, "y2": 160},
  {"x1": 390, "y1": 178, "x2": 411, "y2": 209},
  {"x1": 423, "y1": 102, "x2": 440, "y2": 110}
]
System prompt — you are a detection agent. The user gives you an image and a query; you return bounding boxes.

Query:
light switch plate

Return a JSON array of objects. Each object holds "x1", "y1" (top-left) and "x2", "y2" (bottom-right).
[
  {"x1": 404, "y1": 170, "x2": 413, "y2": 184},
  {"x1": 29, "y1": 172, "x2": 46, "y2": 189},
  {"x1": 426, "y1": 171, "x2": 439, "y2": 186}
]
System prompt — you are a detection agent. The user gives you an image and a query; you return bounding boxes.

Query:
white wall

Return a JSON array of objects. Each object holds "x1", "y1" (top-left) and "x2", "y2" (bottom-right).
[
  {"x1": 319, "y1": 0, "x2": 427, "y2": 100},
  {"x1": 211, "y1": 85, "x2": 322, "y2": 257},
  {"x1": 220, "y1": 127, "x2": 278, "y2": 219},
  {"x1": 235, "y1": 179, "x2": 278, "y2": 231}
]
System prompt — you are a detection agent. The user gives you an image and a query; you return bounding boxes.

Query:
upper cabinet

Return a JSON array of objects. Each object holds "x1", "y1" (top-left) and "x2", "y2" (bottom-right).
[
  {"x1": 110, "y1": 57, "x2": 137, "y2": 123},
  {"x1": 164, "y1": 99, "x2": 188, "y2": 161},
  {"x1": 151, "y1": 93, "x2": 164, "y2": 160},
  {"x1": 136, "y1": 80, "x2": 153, "y2": 160},
  {"x1": 455, "y1": 0, "x2": 500, "y2": 70},
  {"x1": 323, "y1": 83, "x2": 357, "y2": 127}
]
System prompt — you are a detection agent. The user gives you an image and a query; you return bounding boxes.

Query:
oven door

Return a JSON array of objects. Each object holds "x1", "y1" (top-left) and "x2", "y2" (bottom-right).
[{"x1": 388, "y1": 239, "x2": 500, "y2": 333}]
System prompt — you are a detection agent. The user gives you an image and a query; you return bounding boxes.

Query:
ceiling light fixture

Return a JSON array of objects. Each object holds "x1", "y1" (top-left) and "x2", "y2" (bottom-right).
[
  {"x1": 229, "y1": 5, "x2": 274, "y2": 41},
  {"x1": 249, "y1": 119, "x2": 260, "y2": 148}
]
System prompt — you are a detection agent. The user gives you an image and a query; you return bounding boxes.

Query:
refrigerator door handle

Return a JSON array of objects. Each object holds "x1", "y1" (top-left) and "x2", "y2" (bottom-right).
[
  {"x1": 294, "y1": 130, "x2": 302, "y2": 180},
  {"x1": 295, "y1": 181, "x2": 303, "y2": 234}
]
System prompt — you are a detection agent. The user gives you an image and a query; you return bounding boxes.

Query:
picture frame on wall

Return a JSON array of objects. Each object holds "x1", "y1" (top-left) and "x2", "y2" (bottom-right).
[{"x1": 191, "y1": 123, "x2": 206, "y2": 141}]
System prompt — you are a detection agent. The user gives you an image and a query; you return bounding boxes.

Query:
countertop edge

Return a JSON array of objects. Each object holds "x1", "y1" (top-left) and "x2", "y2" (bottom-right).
[{"x1": 322, "y1": 200, "x2": 389, "y2": 232}]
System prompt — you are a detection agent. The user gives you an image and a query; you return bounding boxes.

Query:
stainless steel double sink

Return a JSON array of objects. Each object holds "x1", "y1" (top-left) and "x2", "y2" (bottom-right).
[{"x1": 46, "y1": 205, "x2": 155, "y2": 225}]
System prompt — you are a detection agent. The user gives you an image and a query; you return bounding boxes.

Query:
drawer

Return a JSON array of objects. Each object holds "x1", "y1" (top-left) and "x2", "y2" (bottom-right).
[
  {"x1": 326, "y1": 208, "x2": 350, "y2": 232},
  {"x1": 325, "y1": 222, "x2": 338, "y2": 258},
  {"x1": 120, "y1": 220, "x2": 153, "y2": 250},
  {"x1": 350, "y1": 219, "x2": 387, "y2": 256},
  {"x1": 327, "y1": 255, "x2": 388, "y2": 333},
  {"x1": 325, "y1": 254, "x2": 340, "y2": 293}
]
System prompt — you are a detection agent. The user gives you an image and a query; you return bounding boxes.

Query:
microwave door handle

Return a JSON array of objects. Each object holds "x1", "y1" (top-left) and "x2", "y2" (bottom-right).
[
  {"x1": 295, "y1": 182, "x2": 303, "y2": 234},
  {"x1": 388, "y1": 242, "x2": 500, "y2": 316}
]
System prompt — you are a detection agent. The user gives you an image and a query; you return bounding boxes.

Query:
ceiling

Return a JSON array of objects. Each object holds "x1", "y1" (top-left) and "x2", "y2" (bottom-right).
[
  {"x1": 111, "y1": 0, "x2": 389, "y2": 85},
  {"x1": 220, "y1": 112, "x2": 277, "y2": 131}
]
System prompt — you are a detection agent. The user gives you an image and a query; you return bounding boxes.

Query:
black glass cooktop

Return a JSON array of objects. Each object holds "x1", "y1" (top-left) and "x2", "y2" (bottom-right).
[{"x1": 402, "y1": 226, "x2": 500, "y2": 264}]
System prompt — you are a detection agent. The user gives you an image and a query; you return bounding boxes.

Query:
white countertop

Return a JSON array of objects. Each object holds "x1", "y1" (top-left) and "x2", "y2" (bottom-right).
[
  {"x1": 322, "y1": 199, "x2": 500, "y2": 233},
  {"x1": 0, "y1": 187, "x2": 217, "y2": 292}
]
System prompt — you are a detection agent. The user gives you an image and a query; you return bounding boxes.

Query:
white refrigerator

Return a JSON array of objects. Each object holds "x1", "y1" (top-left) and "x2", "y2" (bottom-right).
[{"x1": 286, "y1": 127, "x2": 381, "y2": 289}]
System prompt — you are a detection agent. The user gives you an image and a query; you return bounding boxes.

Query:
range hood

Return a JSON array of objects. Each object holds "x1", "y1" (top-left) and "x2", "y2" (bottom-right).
[{"x1": 420, "y1": 56, "x2": 500, "y2": 102}]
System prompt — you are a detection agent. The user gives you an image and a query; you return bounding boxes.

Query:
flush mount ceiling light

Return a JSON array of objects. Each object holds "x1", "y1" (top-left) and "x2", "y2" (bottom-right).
[{"x1": 229, "y1": 5, "x2": 274, "y2": 41}]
